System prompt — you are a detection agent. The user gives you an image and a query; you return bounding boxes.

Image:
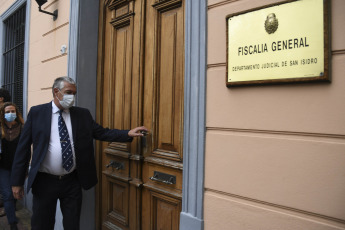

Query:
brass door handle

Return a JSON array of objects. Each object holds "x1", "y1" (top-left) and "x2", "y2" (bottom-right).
[
  {"x1": 140, "y1": 130, "x2": 148, "y2": 136},
  {"x1": 141, "y1": 131, "x2": 149, "y2": 148}
]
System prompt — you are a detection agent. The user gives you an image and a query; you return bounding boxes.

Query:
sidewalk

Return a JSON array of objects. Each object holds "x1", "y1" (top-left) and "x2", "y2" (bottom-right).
[{"x1": 0, "y1": 202, "x2": 31, "y2": 230}]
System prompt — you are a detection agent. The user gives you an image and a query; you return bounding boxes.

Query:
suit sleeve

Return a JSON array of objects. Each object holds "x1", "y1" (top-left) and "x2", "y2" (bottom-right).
[
  {"x1": 11, "y1": 109, "x2": 33, "y2": 186},
  {"x1": 92, "y1": 120, "x2": 133, "y2": 142},
  {"x1": 86, "y1": 109, "x2": 133, "y2": 142}
]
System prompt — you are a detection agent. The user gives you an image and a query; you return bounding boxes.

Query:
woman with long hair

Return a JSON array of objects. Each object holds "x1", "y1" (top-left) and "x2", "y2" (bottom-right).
[{"x1": 0, "y1": 102, "x2": 24, "y2": 230}]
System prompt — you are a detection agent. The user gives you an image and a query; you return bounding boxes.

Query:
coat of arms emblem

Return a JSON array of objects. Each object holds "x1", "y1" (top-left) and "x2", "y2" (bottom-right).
[{"x1": 265, "y1": 13, "x2": 279, "y2": 34}]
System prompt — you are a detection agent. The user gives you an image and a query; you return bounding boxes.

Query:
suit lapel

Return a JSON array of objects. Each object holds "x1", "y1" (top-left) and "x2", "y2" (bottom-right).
[
  {"x1": 69, "y1": 107, "x2": 77, "y2": 144},
  {"x1": 40, "y1": 103, "x2": 52, "y2": 159},
  {"x1": 44, "y1": 102, "x2": 52, "y2": 138}
]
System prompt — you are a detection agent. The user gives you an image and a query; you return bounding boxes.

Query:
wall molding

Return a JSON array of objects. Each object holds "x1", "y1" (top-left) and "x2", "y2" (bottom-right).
[
  {"x1": 205, "y1": 188, "x2": 345, "y2": 225},
  {"x1": 332, "y1": 49, "x2": 345, "y2": 55},
  {"x1": 43, "y1": 0, "x2": 59, "y2": 10},
  {"x1": 207, "y1": 127, "x2": 345, "y2": 140},
  {"x1": 41, "y1": 53, "x2": 67, "y2": 63},
  {"x1": 42, "y1": 22, "x2": 69, "y2": 37},
  {"x1": 207, "y1": 63, "x2": 226, "y2": 68},
  {"x1": 208, "y1": 0, "x2": 240, "y2": 10}
]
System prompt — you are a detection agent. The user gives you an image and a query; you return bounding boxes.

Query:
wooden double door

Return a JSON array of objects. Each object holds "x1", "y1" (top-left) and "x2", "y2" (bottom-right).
[{"x1": 96, "y1": 0, "x2": 184, "y2": 229}]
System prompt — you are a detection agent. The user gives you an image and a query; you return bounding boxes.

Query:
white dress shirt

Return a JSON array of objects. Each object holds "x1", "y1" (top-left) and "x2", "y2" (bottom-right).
[{"x1": 39, "y1": 101, "x2": 76, "y2": 175}]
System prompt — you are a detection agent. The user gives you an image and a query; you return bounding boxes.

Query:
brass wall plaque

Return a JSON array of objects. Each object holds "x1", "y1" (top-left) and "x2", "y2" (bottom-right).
[{"x1": 226, "y1": 0, "x2": 330, "y2": 86}]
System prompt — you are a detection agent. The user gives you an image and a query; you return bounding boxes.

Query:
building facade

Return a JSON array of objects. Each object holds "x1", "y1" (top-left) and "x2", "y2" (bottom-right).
[{"x1": 205, "y1": 0, "x2": 345, "y2": 229}]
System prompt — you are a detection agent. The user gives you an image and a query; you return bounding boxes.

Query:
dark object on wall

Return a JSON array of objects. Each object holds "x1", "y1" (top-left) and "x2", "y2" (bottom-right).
[{"x1": 35, "y1": 0, "x2": 58, "y2": 21}]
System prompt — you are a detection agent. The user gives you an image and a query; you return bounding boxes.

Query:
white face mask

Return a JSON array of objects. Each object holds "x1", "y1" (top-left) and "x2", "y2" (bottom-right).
[{"x1": 57, "y1": 90, "x2": 75, "y2": 109}]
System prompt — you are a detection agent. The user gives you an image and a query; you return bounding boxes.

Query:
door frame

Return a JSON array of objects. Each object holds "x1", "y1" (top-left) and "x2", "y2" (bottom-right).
[
  {"x1": 179, "y1": 0, "x2": 207, "y2": 229},
  {"x1": 71, "y1": 0, "x2": 207, "y2": 229},
  {"x1": 68, "y1": 0, "x2": 100, "y2": 229}
]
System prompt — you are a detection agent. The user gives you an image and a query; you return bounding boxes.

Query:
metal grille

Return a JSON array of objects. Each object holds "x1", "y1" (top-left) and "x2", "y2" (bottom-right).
[{"x1": 2, "y1": 4, "x2": 26, "y2": 114}]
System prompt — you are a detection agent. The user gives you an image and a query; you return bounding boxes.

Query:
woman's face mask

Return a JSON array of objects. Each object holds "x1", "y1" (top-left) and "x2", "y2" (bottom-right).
[{"x1": 5, "y1": 112, "x2": 16, "y2": 122}]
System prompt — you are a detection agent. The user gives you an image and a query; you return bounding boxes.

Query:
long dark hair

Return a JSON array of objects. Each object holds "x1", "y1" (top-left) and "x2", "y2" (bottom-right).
[
  {"x1": 0, "y1": 88, "x2": 11, "y2": 102},
  {"x1": 0, "y1": 102, "x2": 24, "y2": 138}
]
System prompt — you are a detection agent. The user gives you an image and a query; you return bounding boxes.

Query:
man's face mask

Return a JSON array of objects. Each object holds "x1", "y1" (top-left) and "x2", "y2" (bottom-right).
[{"x1": 56, "y1": 90, "x2": 75, "y2": 109}]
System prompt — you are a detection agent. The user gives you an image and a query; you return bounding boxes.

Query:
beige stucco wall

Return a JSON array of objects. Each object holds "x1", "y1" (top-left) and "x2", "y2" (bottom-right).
[
  {"x1": 0, "y1": 0, "x2": 16, "y2": 15},
  {"x1": 1, "y1": 0, "x2": 69, "y2": 110},
  {"x1": 205, "y1": 0, "x2": 345, "y2": 229},
  {"x1": 27, "y1": 0, "x2": 70, "y2": 109}
]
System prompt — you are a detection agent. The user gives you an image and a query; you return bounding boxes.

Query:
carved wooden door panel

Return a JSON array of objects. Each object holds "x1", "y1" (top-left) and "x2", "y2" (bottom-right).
[
  {"x1": 141, "y1": 0, "x2": 184, "y2": 229},
  {"x1": 97, "y1": 0, "x2": 184, "y2": 229}
]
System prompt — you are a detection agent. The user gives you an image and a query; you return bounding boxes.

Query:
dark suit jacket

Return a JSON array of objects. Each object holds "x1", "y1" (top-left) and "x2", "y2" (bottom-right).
[{"x1": 10, "y1": 102, "x2": 132, "y2": 191}]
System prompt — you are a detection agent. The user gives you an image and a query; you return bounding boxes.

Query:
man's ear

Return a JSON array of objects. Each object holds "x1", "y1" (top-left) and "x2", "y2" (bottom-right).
[{"x1": 53, "y1": 88, "x2": 59, "y2": 96}]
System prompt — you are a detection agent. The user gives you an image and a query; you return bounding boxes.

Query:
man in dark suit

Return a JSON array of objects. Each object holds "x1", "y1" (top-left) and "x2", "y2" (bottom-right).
[{"x1": 10, "y1": 77, "x2": 147, "y2": 230}]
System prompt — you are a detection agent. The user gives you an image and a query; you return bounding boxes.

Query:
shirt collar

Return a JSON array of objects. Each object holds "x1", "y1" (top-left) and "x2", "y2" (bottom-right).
[{"x1": 51, "y1": 101, "x2": 70, "y2": 114}]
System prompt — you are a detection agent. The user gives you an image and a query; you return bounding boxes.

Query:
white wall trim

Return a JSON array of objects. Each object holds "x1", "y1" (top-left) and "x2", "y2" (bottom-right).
[
  {"x1": 180, "y1": 0, "x2": 207, "y2": 229},
  {"x1": 67, "y1": 0, "x2": 79, "y2": 82}
]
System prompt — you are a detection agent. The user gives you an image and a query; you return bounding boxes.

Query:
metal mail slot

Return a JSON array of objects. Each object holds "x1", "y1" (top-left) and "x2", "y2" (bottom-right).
[
  {"x1": 106, "y1": 160, "x2": 124, "y2": 170},
  {"x1": 150, "y1": 171, "x2": 176, "y2": 185}
]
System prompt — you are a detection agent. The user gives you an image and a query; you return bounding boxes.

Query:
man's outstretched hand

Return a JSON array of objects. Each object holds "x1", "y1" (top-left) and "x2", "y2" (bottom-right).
[{"x1": 128, "y1": 126, "x2": 149, "y2": 137}]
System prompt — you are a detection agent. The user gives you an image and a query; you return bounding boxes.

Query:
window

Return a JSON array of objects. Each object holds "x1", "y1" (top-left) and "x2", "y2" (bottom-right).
[{"x1": 2, "y1": 4, "x2": 26, "y2": 114}]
